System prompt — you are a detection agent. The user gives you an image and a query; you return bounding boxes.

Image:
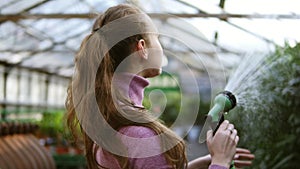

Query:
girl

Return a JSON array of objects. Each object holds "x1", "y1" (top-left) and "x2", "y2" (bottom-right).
[{"x1": 66, "y1": 4, "x2": 254, "y2": 169}]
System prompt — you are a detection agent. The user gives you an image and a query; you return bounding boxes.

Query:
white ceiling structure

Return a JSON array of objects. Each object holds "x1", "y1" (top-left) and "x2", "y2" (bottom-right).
[{"x1": 0, "y1": 0, "x2": 299, "y2": 77}]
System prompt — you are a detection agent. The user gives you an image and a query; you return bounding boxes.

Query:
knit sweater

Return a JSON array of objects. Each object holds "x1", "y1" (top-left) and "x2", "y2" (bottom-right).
[{"x1": 95, "y1": 73, "x2": 227, "y2": 169}]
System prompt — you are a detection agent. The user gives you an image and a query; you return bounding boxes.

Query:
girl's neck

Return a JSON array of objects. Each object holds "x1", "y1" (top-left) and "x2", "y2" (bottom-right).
[{"x1": 113, "y1": 72, "x2": 149, "y2": 108}]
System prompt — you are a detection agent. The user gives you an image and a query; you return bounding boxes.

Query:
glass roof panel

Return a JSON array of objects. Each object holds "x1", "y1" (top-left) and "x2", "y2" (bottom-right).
[
  {"x1": 65, "y1": 33, "x2": 88, "y2": 51},
  {"x1": 21, "y1": 18, "x2": 91, "y2": 43},
  {"x1": 188, "y1": 18, "x2": 278, "y2": 53},
  {"x1": 0, "y1": 21, "x2": 18, "y2": 38},
  {"x1": 230, "y1": 18, "x2": 300, "y2": 47},
  {"x1": 155, "y1": 18, "x2": 216, "y2": 53},
  {"x1": 136, "y1": 0, "x2": 197, "y2": 13},
  {"x1": 57, "y1": 66, "x2": 74, "y2": 77},
  {"x1": 0, "y1": 0, "x2": 18, "y2": 8},
  {"x1": 42, "y1": 19, "x2": 90, "y2": 43},
  {"x1": 178, "y1": 0, "x2": 223, "y2": 13},
  {"x1": 62, "y1": 1, "x2": 91, "y2": 14},
  {"x1": 215, "y1": 20, "x2": 273, "y2": 53},
  {"x1": 25, "y1": 19, "x2": 61, "y2": 33},
  {"x1": 225, "y1": 0, "x2": 300, "y2": 15},
  {"x1": 0, "y1": 22, "x2": 43, "y2": 51},
  {"x1": 0, "y1": 0, "x2": 299, "y2": 76},
  {"x1": 0, "y1": 52, "x2": 31, "y2": 64},
  {"x1": 85, "y1": 0, "x2": 123, "y2": 12},
  {"x1": 0, "y1": 52, "x2": 11, "y2": 61},
  {"x1": 21, "y1": 51, "x2": 74, "y2": 70},
  {"x1": 188, "y1": 18, "x2": 223, "y2": 43},
  {"x1": 1, "y1": 0, "x2": 44, "y2": 14},
  {"x1": 30, "y1": 0, "x2": 84, "y2": 14}
]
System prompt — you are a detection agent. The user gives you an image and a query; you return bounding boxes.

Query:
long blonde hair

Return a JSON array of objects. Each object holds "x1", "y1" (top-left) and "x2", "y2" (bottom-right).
[{"x1": 66, "y1": 4, "x2": 187, "y2": 169}]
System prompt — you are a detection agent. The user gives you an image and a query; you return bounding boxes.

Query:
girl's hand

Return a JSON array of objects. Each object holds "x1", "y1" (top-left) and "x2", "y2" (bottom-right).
[
  {"x1": 206, "y1": 120, "x2": 239, "y2": 168},
  {"x1": 233, "y1": 148, "x2": 255, "y2": 168}
]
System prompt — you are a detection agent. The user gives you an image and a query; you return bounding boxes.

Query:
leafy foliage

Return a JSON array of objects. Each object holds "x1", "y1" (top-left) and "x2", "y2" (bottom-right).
[
  {"x1": 39, "y1": 111, "x2": 65, "y2": 137},
  {"x1": 143, "y1": 90, "x2": 210, "y2": 127},
  {"x1": 228, "y1": 44, "x2": 300, "y2": 169}
]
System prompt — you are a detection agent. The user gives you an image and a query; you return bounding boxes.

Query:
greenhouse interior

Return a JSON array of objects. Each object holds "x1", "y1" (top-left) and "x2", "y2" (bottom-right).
[{"x1": 0, "y1": 0, "x2": 299, "y2": 169}]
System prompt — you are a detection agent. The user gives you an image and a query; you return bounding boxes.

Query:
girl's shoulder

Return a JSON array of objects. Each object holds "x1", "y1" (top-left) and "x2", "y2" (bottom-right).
[{"x1": 119, "y1": 125, "x2": 157, "y2": 138}]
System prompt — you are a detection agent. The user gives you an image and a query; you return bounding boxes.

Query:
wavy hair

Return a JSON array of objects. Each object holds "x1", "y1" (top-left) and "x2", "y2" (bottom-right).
[{"x1": 66, "y1": 4, "x2": 187, "y2": 169}]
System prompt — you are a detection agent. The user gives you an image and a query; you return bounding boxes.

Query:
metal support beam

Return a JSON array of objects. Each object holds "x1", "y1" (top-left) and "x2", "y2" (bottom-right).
[
  {"x1": 0, "y1": 61, "x2": 70, "y2": 79},
  {"x1": 44, "y1": 75, "x2": 50, "y2": 110},
  {"x1": 1, "y1": 13, "x2": 299, "y2": 22},
  {"x1": 219, "y1": 0, "x2": 226, "y2": 9},
  {"x1": 0, "y1": 0, "x2": 51, "y2": 24},
  {"x1": 1, "y1": 67, "x2": 8, "y2": 120},
  {"x1": 16, "y1": 67, "x2": 21, "y2": 114},
  {"x1": 27, "y1": 70, "x2": 32, "y2": 113}
]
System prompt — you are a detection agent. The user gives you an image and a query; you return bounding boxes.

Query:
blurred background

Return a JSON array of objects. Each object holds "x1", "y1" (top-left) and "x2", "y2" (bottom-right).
[{"x1": 0, "y1": 0, "x2": 299, "y2": 169}]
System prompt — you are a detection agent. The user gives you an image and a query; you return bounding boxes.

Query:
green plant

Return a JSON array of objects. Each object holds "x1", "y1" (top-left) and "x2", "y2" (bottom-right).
[
  {"x1": 228, "y1": 43, "x2": 300, "y2": 168},
  {"x1": 39, "y1": 111, "x2": 65, "y2": 138}
]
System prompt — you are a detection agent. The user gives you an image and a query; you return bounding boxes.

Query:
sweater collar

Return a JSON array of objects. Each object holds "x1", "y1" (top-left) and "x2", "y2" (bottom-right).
[{"x1": 113, "y1": 73, "x2": 149, "y2": 108}]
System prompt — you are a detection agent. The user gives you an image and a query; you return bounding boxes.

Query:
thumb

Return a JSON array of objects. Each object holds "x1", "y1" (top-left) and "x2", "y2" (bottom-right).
[{"x1": 206, "y1": 129, "x2": 213, "y2": 142}]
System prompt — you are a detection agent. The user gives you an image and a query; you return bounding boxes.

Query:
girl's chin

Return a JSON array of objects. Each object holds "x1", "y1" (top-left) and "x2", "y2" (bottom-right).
[{"x1": 143, "y1": 68, "x2": 162, "y2": 78}]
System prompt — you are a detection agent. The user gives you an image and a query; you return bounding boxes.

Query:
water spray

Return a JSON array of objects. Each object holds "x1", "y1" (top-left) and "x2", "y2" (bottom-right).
[{"x1": 199, "y1": 91, "x2": 237, "y2": 143}]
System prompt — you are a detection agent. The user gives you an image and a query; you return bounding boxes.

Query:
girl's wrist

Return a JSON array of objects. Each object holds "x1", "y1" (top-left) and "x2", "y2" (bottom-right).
[
  {"x1": 209, "y1": 164, "x2": 229, "y2": 169},
  {"x1": 211, "y1": 159, "x2": 230, "y2": 169}
]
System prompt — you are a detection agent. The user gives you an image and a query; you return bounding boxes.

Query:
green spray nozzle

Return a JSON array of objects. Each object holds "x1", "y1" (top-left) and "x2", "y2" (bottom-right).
[
  {"x1": 198, "y1": 90, "x2": 237, "y2": 149},
  {"x1": 208, "y1": 91, "x2": 237, "y2": 122}
]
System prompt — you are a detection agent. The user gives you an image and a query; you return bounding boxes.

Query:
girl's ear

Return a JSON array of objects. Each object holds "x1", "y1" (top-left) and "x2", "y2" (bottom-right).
[{"x1": 137, "y1": 39, "x2": 148, "y2": 59}]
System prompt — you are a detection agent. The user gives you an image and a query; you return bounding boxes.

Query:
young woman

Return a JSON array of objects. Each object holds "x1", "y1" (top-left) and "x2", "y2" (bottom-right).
[{"x1": 66, "y1": 4, "x2": 254, "y2": 169}]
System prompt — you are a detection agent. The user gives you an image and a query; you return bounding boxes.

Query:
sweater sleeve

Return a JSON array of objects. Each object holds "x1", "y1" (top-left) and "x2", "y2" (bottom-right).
[
  {"x1": 209, "y1": 164, "x2": 228, "y2": 169},
  {"x1": 119, "y1": 126, "x2": 172, "y2": 169}
]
